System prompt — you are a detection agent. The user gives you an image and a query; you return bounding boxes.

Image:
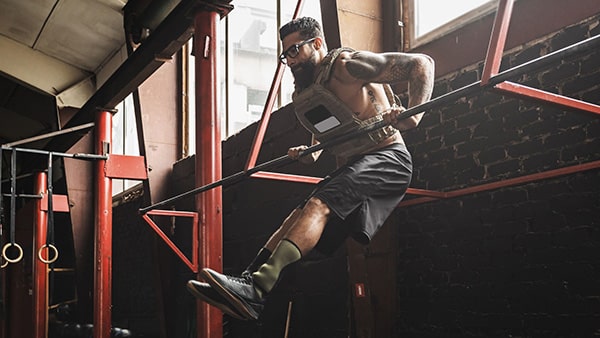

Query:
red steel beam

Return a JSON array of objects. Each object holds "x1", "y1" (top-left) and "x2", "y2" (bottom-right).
[
  {"x1": 248, "y1": 172, "x2": 447, "y2": 198},
  {"x1": 245, "y1": 0, "x2": 305, "y2": 170},
  {"x1": 194, "y1": 9, "x2": 223, "y2": 338},
  {"x1": 250, "y1": 171, "x2": 323, "y2": 184},
  {"x1": 398, "y1": 160, "x2": 600, "y2": 207},
  {"x1": 93, "y1": 110, "x2": 114, "y2": 338},
  {"x1": 494, "y1": 81, "x2": 600, "y2": 115},
  {"x1": 33, "y1": 172, "x2": 48, "y2": 338},
  {"x1": 481, "y1": 0, "x2": 515, "y2": 85}
]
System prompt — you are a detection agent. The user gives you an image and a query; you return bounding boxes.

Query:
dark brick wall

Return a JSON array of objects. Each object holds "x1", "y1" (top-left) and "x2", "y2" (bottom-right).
[
  {"x1": 217, "y1": 14, "x2": 600, "y2": 338},
  {"x1": 394, "y1": 15, "x2": 600, "y2": 337}
]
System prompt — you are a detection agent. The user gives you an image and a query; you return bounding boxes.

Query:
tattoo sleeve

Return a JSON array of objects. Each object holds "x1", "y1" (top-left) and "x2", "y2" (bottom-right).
[{"x1": 346, "y1": 51, "x2": 434, "y2": 108}]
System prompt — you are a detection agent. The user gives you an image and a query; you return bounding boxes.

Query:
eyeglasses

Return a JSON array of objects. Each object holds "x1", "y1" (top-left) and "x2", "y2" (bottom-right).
[{"x1": 279, "y1": 38, "x2": 317, "y2": 64}]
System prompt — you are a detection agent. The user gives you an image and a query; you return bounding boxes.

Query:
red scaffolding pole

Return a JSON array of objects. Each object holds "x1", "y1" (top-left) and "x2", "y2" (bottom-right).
[
  {"x1": 93, "y1": 110, "x2": 114, "y2": 338},
  {"x1": 194, "y1": 8, "x2": 223, "y2": 338},
  {"x1": 32, "y1": 172, "x2": 48, "y2": 338}
]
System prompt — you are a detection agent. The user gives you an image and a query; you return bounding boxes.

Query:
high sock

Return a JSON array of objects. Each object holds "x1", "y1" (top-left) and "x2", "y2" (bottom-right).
[
  {"x1": 252, "y1": 239, "x2": 302, "y2": 297},
  {"x1": 242, "y1": 247, "x2": 272, "y2": 276}
]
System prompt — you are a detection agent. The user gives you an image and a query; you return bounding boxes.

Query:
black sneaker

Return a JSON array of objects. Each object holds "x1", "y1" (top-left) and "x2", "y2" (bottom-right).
[
  {"x1": 201, "y1": 268, "x2": 265, "y2": 320},
  {"x1": 186, "y1": 280, "x2": 248, "y2": 320}
]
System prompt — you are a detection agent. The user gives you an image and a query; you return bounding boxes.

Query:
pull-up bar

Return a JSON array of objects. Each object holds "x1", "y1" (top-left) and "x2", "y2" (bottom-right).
[{"x1": 139, "y1": 32, "x2": 600, "y2": 215}]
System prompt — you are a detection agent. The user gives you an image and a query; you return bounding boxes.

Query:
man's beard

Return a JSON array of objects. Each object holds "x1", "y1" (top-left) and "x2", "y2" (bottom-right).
[{"x1": 291, "y1": 55, "x2": 317, "y2": 91}]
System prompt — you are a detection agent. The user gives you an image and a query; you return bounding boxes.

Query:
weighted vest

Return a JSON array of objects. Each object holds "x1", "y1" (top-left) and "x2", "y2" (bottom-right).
[{"x1": 292, "y1": 48, "x2": 399, "y2": 158}]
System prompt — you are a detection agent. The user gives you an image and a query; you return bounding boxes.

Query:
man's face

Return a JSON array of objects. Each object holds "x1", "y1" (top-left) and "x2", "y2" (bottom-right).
[{"x1": 281, "y1": 32, "x2": 319, "y2": 89}]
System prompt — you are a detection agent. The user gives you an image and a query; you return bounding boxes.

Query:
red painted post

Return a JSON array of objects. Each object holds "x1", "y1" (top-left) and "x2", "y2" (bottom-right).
[
  {"x1": 245, "y1": 0, "x2": 305, "y2": 170},
  {"x1": 33, "y1": 172, "x2": 48, "y2": 338},
  {"x1": 94, "y1": 110, "x2": 114, "y2": 338},
  {"x1": 194, "y1": 9, "x2": 223, "y2": 338},
  {"x1": 481, "y1": 0, "x2": 515, "y2": 85}
]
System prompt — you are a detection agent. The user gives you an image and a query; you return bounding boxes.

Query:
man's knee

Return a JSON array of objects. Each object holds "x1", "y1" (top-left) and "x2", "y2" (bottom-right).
[{"x1": 303, "y1": 197, "x2": 331, "y2": 218}]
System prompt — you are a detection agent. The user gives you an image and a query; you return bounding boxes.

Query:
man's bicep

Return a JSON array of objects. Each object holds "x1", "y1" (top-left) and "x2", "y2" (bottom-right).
[
  {"x1": 345, "y1": 52, "x2": 429, "y2": 84},
  {"x1": 340, "y1": 51, "x2": 385, "y2": 82}
]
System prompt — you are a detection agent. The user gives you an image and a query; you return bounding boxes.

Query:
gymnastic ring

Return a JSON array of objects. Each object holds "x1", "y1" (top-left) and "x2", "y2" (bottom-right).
[
  {"x1": 1, "y1": 256, "x2": 7, "y2": 268},
  {"x1": 2, "y1": 242, "x2": 24, "y2": 264},
  {"x1": 38, "y1": 244, "x2": 59, "y2": 264}
]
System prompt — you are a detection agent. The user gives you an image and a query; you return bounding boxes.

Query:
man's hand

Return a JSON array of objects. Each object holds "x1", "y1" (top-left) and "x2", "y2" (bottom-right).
[
  {"x1": 288, "y1": 145, "x2": 317, "y2": 164},
  {"x1": 382, "y1": 106, "x2": 407, "y2": 130}
]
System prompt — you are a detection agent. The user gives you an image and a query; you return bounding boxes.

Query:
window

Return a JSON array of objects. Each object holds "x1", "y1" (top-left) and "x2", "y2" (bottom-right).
[
  {"x1": 112, "y1": 93, "x2": 140, "y2": 196},
  {"x1": 408, "y1": 0, "x2": 498, "y2": 48},
  {"x1": 184, "y1": 0, "x2": 323, "y2": 155}
]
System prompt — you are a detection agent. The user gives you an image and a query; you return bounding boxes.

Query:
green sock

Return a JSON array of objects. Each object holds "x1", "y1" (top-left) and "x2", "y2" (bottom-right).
[
  {"x1": 242, "y1": 247, "x2": 272, "y2": 276},
  {"x1": 252, "y1": 239, "x2": 302, "y2": 297}
]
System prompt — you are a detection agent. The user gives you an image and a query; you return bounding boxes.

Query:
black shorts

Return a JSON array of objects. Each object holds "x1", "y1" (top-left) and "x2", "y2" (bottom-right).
[{"x1": 303, "y1": 143, "x2": 413, "y2": 254}]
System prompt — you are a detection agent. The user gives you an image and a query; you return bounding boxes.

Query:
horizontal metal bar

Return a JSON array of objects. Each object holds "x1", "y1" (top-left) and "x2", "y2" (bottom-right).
[
  {"x1": 1, "y1": 122, "x2": 94, "y2": 148},
  {"x1": 2, "y1": 193, "x2": 43, "y2": 199},
  {"x1": 0, "y1": 146, "x2": 108, "y2": 160}
]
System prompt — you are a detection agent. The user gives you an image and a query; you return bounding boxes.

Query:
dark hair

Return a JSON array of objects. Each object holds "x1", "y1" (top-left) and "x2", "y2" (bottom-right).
[{"x1": 279, "y1": 17, "x2": 323, "y2": 41}]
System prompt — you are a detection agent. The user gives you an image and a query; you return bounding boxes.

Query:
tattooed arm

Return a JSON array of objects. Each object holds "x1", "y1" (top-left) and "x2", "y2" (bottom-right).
[{"x1": 341, "y1": 51, "x2": 435, "y2": 130}]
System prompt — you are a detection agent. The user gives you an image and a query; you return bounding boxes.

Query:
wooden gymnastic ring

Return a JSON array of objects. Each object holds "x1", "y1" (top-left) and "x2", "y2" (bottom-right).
[
  {"x1": 38, "y1": 244, "x2": 59, "y2": 264},
  {"x1": 2, "y1": 242, "x2": 23, "y2": 264}
]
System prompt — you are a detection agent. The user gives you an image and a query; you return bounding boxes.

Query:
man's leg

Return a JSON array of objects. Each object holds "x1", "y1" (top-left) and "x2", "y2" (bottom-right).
[
  {"x1": 242, "y1": 207, "x2": 303, "y2": 275},
  {"x1": 187, "y1": 207, "x2": 305, "y2": 319},
  {"x1": 201, "y1": 197, "x2": 331, "y2": 319}
]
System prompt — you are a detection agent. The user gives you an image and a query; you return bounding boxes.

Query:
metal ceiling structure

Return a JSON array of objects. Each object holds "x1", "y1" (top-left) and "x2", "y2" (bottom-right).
[{"x1": 0, "y1": 0, "x2": 127, "y2": 146}]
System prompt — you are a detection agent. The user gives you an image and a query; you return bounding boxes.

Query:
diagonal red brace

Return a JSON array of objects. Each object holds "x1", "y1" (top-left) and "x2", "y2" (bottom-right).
[{"x1": 141, "y1": 209, "x2": 198, "y2": 273}]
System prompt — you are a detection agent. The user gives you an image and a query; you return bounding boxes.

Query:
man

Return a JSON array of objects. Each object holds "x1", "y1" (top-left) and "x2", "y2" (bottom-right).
[{"x1": 187, "y1": 16, "x2": 434, "y2": 321}]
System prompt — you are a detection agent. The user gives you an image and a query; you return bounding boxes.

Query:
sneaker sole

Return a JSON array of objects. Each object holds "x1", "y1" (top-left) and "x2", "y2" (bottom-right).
[
  {"x1": 200, "y1": 269, "x2": 261, "y2": 320},
  {"x1": 186, "y1": 281, "x2": 248, "y2": 320}
]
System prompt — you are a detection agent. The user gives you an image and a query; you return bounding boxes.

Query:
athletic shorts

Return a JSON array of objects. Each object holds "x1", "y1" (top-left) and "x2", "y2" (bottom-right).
[{"x1": 302, "y1": 143, "x2": 413, "y2": 254}]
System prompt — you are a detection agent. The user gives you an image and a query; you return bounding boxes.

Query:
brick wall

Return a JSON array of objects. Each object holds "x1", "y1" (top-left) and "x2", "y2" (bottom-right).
[
  {"x1": 394, "y1": 15, "x2": 600, "y2": 337},
  {"x1": 219, "y1": 14, "x2": 600, "y2": 338}
]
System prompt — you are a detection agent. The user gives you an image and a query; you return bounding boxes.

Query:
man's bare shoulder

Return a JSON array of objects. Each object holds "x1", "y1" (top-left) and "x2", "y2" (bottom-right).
[{"x1": 330, "y1": 50, "x2": 364, "y2": 84}]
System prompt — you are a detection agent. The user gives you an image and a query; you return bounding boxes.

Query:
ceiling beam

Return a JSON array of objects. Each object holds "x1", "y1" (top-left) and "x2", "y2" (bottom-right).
[
  {"x1": 0, "y1": 34, "x2": 91, "y2": 95},
  {"x1": 47, "y1": 0, "x2": 233, "y2": 152}
]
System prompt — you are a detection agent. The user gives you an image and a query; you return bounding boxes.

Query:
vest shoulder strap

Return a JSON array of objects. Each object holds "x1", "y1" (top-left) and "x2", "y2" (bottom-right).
[
  {"x1": 316, "y1": 47, "x2": 402, "y2": 108},
  {"x1": 315, "y1": 47, "x2": 355, "y2": 85}
]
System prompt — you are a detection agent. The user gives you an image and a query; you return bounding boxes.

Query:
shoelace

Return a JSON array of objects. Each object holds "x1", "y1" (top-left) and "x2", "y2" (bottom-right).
[{"x1": 225, "y1": 274, "x2": 252, "y2": 286}]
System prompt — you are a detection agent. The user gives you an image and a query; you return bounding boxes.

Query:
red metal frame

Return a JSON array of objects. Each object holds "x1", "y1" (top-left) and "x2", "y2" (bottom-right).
[
  {"x1": 104, "y1": 154, "x2": 148, "y2": 180},
  {"x1": 481, "y1": 0, "x2": 515, "y2": 85},
  {"x1": 40, "y1": 194, "x2": 69, "y2": 212},
  {"x1": 494, "y1": 81, "x2": 600, "y2": 114},
  {"x1": 94, "y1": 110, "x2": 113, "y2": 338},
  {"x1": 194, "y1": 9, "x2": 223, "y2": 338},
  {"x1": 141, "y1": 210, "x2": 199, "y2": 272},
  {"x1": 250, "y1": 171, "x2": 323, "y2": 184},
  {"x1": 400, "y1": 160, "x2": 600, "y2": 207},
  {"x1": 33, "y1": 172, "x2": 48, "y2": 338},
  {"x1": 245, "y1": 0, "x2": 305, "y2": 170}
]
